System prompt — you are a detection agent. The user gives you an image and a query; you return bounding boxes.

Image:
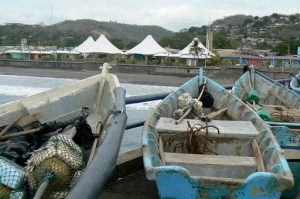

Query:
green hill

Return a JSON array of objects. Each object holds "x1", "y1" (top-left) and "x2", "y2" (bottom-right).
[{"x1": 0, "y1": 19, "x2": 173, "y2": 49}]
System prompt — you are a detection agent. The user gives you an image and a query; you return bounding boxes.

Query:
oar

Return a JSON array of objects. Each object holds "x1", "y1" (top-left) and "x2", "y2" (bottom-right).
[
  {"x1": 175, "y1": 79, "x2": 207, "y2": 124},
  {"x1": 248, "y1": 70, "x2": 252, "y2": 90},
  {"x1": 0, "y1": 116, "x2": 22, "y2": 137},
  {"x1": 0, "y1": 128, "x2": 40, "y2": 141}
]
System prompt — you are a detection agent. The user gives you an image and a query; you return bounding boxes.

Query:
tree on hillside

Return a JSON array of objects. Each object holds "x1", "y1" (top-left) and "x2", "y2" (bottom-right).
[
  {"x1": 273, "y1": 42, "x2": 289, "y2": 55},
  {"x1": 243, "y1": 18, "x2": 253, "y2": 25},
  {"x1": 289, "y1": 15, "x2": 297, "y2": 24},
  {"x1": 213, "y1": 30, "x2": 233, "y2": 49},
  {"x1": 126, "y1": 41, "x2": 138, "y2": 49},
  {"x1": 188, "y1": 26, "x2": 207, "y2": 36},
  {"x1": 159, "y1": 31, "x2": 194, "y2": 49},
  {"x1": 271, "y1": 13, "x2": 280, "y2": 19},
  {"x1": 261, "y1": 16, "x2": 271, "y2": 25},
  {"x1": 111, "y1": 38, "x2": 125, "y2": 49}
]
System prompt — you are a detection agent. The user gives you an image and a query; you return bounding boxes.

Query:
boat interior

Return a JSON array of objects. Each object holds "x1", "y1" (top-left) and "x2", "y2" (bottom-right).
[
  {"x1": 234, "y1": 71, "x2": 300, "y2": 123},
  {"x1": 157, "y1": 115, "x2": 261, "y2": 180},
  {"x1": 151, "y1": 76, "x2": 285, "y2": 182}
]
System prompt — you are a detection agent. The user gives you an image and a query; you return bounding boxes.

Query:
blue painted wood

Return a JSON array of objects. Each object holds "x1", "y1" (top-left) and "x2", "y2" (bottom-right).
[
  {"x1": 290, "y1": 73, "x2": 300, "y2": 95},
  {"x1": 126, "y1": 92, "x2": 171, "y2": 105},
  {"x1": 142, "y1": 69, "x2": 294, "y2": 199},
  {"x1": 233, "y1": 70, "x2": 300, "y2": 198}
]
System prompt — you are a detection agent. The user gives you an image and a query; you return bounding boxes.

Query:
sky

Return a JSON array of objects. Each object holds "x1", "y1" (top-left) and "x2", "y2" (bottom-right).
[{"x1": 0, "y1": 0, "x2": 299, "y2": 31}]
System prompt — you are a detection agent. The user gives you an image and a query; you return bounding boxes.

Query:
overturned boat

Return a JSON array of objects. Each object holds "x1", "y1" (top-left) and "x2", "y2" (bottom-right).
[
  {"x1": 0, "y1": 63, "x2": 127, "y2": 198},
  {"x1": 232, "y1": 69, "x2": 300, "y2": 198},
  {"x1": 142, "y1": 68, "x2": 293, "y2": 199}
]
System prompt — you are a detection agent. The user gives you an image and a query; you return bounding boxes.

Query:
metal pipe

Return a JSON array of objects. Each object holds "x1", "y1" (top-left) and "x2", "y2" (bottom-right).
[
  {"x1": 125, "y1": 92, "x2": 171, "y2": 105},
  {"x1": 267, "y1": 121, "x2": 300, "y2": 129},
  {"x1": 125, "y1": 121, "x2": 145, "y2": 130}
]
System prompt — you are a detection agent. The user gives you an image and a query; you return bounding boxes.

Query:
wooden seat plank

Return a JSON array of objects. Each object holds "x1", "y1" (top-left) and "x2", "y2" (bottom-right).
[
  {"x1": 164, "y1": 152, "x2": 256, "y2": 167},
  {"x1": 157, "y1": 117, "x2": 259, "y2": 138}
]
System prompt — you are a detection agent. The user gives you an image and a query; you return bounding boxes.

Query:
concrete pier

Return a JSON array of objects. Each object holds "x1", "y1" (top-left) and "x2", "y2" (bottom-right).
[{"x1": 100, "y1": 149, "x2": 158, "y2": 199}]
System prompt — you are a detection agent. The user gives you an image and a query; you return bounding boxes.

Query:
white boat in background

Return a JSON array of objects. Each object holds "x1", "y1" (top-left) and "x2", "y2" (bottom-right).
[{"x1": 0, "y1": 63, "x2": 127, "y2": 198}]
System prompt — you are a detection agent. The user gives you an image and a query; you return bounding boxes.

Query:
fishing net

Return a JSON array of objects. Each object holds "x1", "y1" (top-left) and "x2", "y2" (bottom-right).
[
  {"x1": 173, "y1": 93, "x2": 204, "y2": 119},
  {"x1": 0, "y1": 184, "x2": 26, "y2": 199},
  {"x1": 25, "y1": 135, "x2": 84, "y2": 199},
  {"x1": 0, "y1": 156, "x2": 25, "y2": 190}
]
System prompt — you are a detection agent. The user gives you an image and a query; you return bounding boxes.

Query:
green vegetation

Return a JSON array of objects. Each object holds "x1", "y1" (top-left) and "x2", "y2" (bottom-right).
[
  {"x1": 1, "y1": 13, "x2": 300, "y2": 56},
  {"x1": 273, "y1": 39, "x2": 300, "y2": 55},
  {"x1": 0, "y1": 19, "x2": 173, "y2": 49}
]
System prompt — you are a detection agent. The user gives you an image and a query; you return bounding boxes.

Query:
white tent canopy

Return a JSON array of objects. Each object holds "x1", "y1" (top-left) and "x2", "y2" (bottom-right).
[
  {"x1": 85, "y1": 34, "x2": 123, "y2": 54},
  {"x1": 126, "y1": 35, "x2": 167, "y2": 55},
  {"x1": 178, "y1": 38, "x2": 215, "y2": 59},
  {"x1": 154, "y1": 52, "x2": 180, "y2": 58},
  {"x1": 74, "y1": 36, "x2": 95, "y2": 53}
]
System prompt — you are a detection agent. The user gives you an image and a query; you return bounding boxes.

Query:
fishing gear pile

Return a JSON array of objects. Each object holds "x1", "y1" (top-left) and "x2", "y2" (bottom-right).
[
  {"x1": 173, "y1": 93, "x2": 204, "y2": 120},
  {"x1": 25, "y1": 135, "x2": 84, "y2": 199},
  {"x1": 0, "y1": 157, "x2": 26, "y2": 198},
  {"x1": 0, "y1": 107, "x2": 97, "y2": 198},
  {"x1": 0, "y1": 125, "x2": 39, "y2": 166}
]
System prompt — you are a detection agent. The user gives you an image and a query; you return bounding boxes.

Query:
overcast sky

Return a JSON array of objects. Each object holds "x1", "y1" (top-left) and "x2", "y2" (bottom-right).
[{"x1": 0, "y1": 0, "x2": 299, "y2": 31}]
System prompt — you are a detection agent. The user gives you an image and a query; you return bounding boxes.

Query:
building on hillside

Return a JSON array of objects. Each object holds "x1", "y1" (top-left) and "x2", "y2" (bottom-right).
[
  {"x1": 221, "y1": 54, "x2": 300, "y2": 67},
  {"x1": 5, "y1": 49, "x2": 53, "y2": 60},
  {"x1": 206, "y1": 24, "x2": 213, "y2": 52}
]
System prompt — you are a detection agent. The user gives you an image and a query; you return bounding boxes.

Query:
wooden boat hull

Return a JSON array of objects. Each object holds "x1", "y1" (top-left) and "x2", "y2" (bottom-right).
[
  {"x1": 0, "y1": 64, "x2": 127, "y2": 198},
  {"x1": 232, "y1": 70, "x2": 300, "y2": 198},
  {"x1": 290, "y1": 73, "x2": 300, "y2": 95},
  {"x1": 142, "y1": 69, "x2": 293, "y2": 199}
]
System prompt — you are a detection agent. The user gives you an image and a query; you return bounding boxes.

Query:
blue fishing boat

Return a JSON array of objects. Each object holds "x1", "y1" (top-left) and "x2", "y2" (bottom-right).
[
  {"x1": 232, "y1": 69, "x2": 300, "y2": 198},
  {"x1": 290, "y1": 72, "x2": 300, "y2": 95},
  {"x1": 142, "y1": 69, "x2": 293, "y2": 199}
]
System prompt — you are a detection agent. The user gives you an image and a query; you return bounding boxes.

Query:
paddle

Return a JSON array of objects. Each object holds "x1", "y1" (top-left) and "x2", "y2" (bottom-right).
[{"x1": 0, "y1": 116, "x2": 22, "y2": 137}]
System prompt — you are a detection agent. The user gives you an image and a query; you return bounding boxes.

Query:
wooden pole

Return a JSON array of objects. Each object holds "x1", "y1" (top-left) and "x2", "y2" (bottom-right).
[
  {"x1": 0, "y1": 116, "x2": 22, "y2": 137},
  {"x1": 0, "y1": 128, "x2": 40, "y2": 141},
  {"x1": 251, "y1": 139, "x2": 265, "y2": 172}
]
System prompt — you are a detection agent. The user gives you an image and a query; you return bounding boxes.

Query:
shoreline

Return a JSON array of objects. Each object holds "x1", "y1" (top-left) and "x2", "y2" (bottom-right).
[{"x1": 0, "y1": 66, "x2": 236, "y2": 86}]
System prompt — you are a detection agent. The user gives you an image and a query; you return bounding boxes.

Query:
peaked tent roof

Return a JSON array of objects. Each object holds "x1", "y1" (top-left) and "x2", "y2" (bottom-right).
[
  {"x1": 85, "y1": 34, "x2": 123, "y2": 54},
  {"x1": 178, "y1": 38, "x2": 215, "y2": 59},
  {"x1": 74, "y1": 36, "x2": 95, "y2": 53},
  {"x1": 126, "y1": 35, "x2": 167, "y2": 55}
]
